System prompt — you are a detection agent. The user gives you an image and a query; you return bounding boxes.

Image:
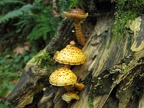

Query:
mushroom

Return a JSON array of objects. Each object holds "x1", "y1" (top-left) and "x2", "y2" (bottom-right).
[
  {"x1": 62, "y1": 92, "x2": 79, "y2": 103},
  {"x1": 49, "y1": 67, "x2": 77, "y2": 86},
  {"x1": 49, "y1": 67, "x2": 85, "y2": 92},
  {"x1": 53, "y1": 45, "x2": 86, "y2": 66},
  {"x1": 62, "y1": 8, "x2": 88, "y2": 45}
]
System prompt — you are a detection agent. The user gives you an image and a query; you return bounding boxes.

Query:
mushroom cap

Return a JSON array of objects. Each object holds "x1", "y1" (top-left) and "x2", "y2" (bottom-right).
[
  {"x1": 62, "y1": 92, "x2": 79, "y2": 103},
  {"x1": 62, "y1": 8, "x2": 88, "y2": 20},
  {"x1": 53, "y1": 45, "x2": 86, "y2": 65},
  {"x1": 49, "y1": 67, "x2": 77, "y2": 86}
]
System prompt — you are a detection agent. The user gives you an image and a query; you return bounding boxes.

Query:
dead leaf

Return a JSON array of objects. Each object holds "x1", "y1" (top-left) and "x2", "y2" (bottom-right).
[
  {"x1": 24, "y1": 41, "x2": 31, "y2": 47},
  {"x1": 13, "y1": 45, "x2": 30, "y2": 56}
]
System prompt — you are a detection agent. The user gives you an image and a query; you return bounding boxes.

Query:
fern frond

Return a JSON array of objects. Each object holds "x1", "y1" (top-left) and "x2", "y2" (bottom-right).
[
  {"x1": 20, "y1": 4, "x2": 35, "y2": 12},
  {"x1": 0, "y1": 0, "x2": 25, "y2": 5},
  {"x1": 27, "y1": 23, "x2": 51, "y2": 40},
  {"x1": 57, "y1": 0, "x2": 70, "y2": 13},
  {"x1": 0, "y1": 4, "x2": 34, "y2": 24}
]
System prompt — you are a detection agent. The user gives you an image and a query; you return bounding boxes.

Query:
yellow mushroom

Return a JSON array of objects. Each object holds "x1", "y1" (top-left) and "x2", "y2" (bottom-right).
[
  {"x1": 49, "y1": 67, "x2": 77, "y2": 86},
  {"x1": 49, "y1": 67, "x2": 85, "y2": 91},
  {"x1": 53, "y1": 45, "x2": 86, "y2": 66},
  {"x1": 62, "y1": 8, "x2": 88, "y2": 45},
  {"x1": 62, "y1": 92, "x2": 79, "y2": 103}
]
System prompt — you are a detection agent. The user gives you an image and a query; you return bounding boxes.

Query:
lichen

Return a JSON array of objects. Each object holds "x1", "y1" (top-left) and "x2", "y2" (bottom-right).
[{"x1": 125, "y1": 17, "x2": 141, "y2": 39}]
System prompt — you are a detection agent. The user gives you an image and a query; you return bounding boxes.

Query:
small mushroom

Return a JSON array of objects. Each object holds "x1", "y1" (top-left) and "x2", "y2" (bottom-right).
[
  {"x1": 53, "y1": 45, "x2": 86, "y2": 65},
  {"x1": 62, "y1": 8, "x2": 88, "y2": 45},
  {"x1": 62, "y1": 92, "x2": 79, "y2": 103},
  {"x1": 49, "y1": 67, "x2": 85, "y2": 92}
]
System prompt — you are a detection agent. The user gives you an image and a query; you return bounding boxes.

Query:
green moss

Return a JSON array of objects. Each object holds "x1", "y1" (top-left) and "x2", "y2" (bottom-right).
[
  {"x1": 88, "y1": 98, "x2": 93, "y2": 108},
  {"x1": 25, "y1": 49, "x2": 53, "y2": 73},
  {"x1": 112, "y1": 0, "x2": 144, "y2": 39},
  {"x1": 34, "y1": 50, "x2": 52, "y2": 70},
  {"x1": 112, "y1": 10, "x2": 137, "y2": 40}
]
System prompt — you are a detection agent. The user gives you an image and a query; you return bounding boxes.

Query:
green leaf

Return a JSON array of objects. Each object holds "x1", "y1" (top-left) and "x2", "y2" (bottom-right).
[
  {"x1": 0, "y1": 4, "x2": 34, "y2": 23},
  {"x1": 0, "y1": 0, "x2": 25, "y2": 5},
  {"x1": 24, "y1": 55, "x2": 30, "y2": 63},
  {"x1": 0, "y1": 103, "x2": 8, "y2": 108},
  {"x1": 0, "y1": 88, "x2": 8, "y2": 97}
]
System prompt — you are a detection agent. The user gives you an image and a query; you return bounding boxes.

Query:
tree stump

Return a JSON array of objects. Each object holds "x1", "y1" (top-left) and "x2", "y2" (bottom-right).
[{"x1": 7, "y1": 1, "x2": 144, "y2": 108}]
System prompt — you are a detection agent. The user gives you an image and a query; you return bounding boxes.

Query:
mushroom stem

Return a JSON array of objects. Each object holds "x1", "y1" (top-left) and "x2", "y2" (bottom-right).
[
  {"x1": 74, "y1": 20, "x2": 85, "y2": 45},
  {"x1": 64, "y1": 85, "x2": 76, "y2": 92},
  {"x1": 74, "y1": 82, "x2": 85, "y2": 91},
  {"x1": 64, "y1": 64, "x2": 71, "y2": 68}
]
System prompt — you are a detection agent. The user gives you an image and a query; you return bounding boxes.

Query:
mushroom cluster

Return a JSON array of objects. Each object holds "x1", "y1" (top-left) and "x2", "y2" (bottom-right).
[{"x1": 49, "y1": 43, "x2": 87, "y2": 103}]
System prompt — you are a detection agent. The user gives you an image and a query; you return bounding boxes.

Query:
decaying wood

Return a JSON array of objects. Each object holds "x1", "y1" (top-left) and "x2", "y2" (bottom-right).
[
  {"x1": 7, "y1": 19, "x2": 75, "y2": 107},
  {"x1": 7, "y1": 3, "x2": 144, "y2": 108}
]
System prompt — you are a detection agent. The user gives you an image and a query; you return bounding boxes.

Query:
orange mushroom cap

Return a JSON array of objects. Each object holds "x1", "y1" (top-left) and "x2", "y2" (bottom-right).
[
  {"x1": 53, "y1": 45, "x2": 86, "y2": 65},
  {"x1": 62, "y1": 8, "x2": 88, "y2": 20}
]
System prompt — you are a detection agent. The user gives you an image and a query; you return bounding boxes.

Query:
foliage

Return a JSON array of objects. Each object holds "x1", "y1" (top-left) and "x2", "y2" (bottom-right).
[
  {"x1": 0, "y1": 0, "x2": 82, "y2": 107},
  {"x1": 57, "y1": 0, "x2": 70, "y2": 12},
  {"x1": 0, "y1": 0, "x2": 71, "y2": 51},
  {"x1": 112, "y1": 0, "x2": 144, "y2": 39},
  {"x1": 0, "y1": 46, "x2": 35, "y2": 108},
  {"x1": 0, "y1": 101, "x2": 10, "y2": 108},
  {"x1": 0, "y1": 4, "x2": 34, "y2": 24},
  {"x1": 26, "y1": 0, "x2": 70, "y2": 43},
  {"x1": 0, "y1": 0, "x2": 74, "y2": 107},
  {"x1": 0, "y1": 0, "x2": 24, "y2": 5},
  {"x1": 69, "y1": 0, "x2": 78, "y2": 8},
  {"x1": 26, "y1": 6, "x2": 60, "y2": 42},
  {"x1": 0, "y1": 49, "x2": 34, "y2": 97}
]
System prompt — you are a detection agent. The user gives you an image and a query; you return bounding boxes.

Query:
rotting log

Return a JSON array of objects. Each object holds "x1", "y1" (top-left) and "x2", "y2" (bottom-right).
[{"x1": 7, "y1": 3, "x2": 144, "y2": 108}]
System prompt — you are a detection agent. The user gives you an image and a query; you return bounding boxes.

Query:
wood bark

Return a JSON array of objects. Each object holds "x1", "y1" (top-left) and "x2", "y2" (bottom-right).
[{"x1": 7, "y1": 1, "x2": 144, "y2": 108}]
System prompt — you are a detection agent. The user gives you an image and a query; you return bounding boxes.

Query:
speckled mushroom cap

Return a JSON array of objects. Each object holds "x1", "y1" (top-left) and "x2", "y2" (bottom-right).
[
  {"x1": 62, "y1": 8, "x2": 88, "y2": 19},
  {"x1": 62, "y1": 92, "x2": 79, "y2": 103},
  {"x1": 53, "y1": 45, "x2": 86, "y2": 65},
  {"x1": 49, "y1": 67, "x2": 77, "y2": 86}
]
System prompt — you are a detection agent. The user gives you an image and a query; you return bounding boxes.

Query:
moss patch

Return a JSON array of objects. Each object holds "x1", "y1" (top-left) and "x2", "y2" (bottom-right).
[
  {"x1": 88, "y1": 98, "x2": 93, "y2": 108},
  {"x1": 112, "y1": 0, "x2": 144, "y2": 39}
]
